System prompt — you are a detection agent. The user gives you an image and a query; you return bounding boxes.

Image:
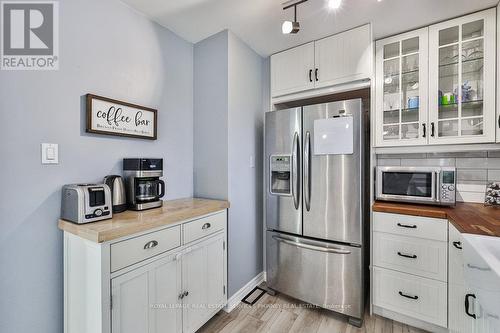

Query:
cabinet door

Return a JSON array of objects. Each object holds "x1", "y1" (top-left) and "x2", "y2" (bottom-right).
[
  {"x1": 111, "y1": 254, "x2": 182, "y2": 333},
  {"x1": 315, "y1": 24, "x2": 372, "y2": 89},
  {"x1": 375, "y1": 28, "x2": 429, "y2": 147},
  {"x1": 448, "y1": 223, "x2": 476, "y2": 333},
  {"x1": 429, "y1": 9, "x2": 496, "y2": 145},
  {"x1": 182, "y1": 233, "x2": 226, "y2": 333},
  {"x1": 497, "y1": 6, "x2": 500, "y2": 143},
  {"x1": 270, "y1": 42, "x2": 314, "y2": 97}
]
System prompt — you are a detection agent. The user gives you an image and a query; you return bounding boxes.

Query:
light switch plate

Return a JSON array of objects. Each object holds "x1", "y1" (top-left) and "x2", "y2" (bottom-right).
[{"x1": 41, "y1": 143, "x2": 58, "y2": 164}]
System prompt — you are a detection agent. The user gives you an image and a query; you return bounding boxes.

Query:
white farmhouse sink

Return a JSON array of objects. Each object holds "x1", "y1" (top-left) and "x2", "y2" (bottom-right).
[{"x1": 463, "y1": 233, "x2": 500, "y2": 331}]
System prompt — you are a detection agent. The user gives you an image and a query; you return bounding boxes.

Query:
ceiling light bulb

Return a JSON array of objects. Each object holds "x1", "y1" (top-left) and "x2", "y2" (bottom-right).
[
  {"x1": 328, "y1": 0, "x2": 342, "y2": 9},
  {"x1": 282, "y1": 21, "x2": 300, "y2": 34},
  {"x1": 282, "y1": 21, "x2": 293, "y2": 34}
]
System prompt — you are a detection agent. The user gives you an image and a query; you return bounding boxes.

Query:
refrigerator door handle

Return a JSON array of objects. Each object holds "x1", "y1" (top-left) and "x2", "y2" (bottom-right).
[
  {"x1": 272, "y1": 235, "x2": 351, "y2": 254},
  {"x1": 292, "y1": 132, "x2": 300, "y2": 209},
  {"x1": 304, "y1": 131, "x2": 311, "y2": 211}
]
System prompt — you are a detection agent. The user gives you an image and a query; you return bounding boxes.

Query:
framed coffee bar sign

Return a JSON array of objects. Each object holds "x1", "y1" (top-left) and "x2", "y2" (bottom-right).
[{"x1": 86, "y1": 94, "x2": 157, "y2": 140}]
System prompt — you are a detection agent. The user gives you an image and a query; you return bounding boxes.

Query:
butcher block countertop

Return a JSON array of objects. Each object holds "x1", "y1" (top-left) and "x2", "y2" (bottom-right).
[
  {"x1": 58, "y1": 198, "x2": 230, "y2": 243},
  {"x1": 373, "y1": 201, "x2": 500, "y2": 237}
]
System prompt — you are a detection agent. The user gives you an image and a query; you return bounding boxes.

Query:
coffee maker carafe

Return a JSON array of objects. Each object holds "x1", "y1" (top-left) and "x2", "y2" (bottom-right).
[{"x1": 123, "y1": 158, "x2": 165, "y2": 211}]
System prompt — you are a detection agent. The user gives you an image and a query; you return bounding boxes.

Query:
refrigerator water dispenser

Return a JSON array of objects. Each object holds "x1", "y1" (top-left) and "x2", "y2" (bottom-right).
[{"x1": 270, "y1": 155, "x2": 292, "y2": 195}]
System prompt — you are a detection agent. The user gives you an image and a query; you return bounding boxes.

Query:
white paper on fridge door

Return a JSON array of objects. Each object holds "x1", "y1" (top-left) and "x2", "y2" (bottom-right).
[{"x1": 313, "y1": 117, "x2": 353, "y2": 155}]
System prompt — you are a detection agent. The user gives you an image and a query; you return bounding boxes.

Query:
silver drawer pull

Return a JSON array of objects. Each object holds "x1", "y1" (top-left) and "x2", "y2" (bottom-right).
[
  {"x1": 202, "y1": 223, "x2": 211, "y2": 230},
  {"x1": 144, "y1": 240, "x2": 158, "y2": 249},
  {"x1": 272, "y1": 235, "x2": 351, "y2": 254}
]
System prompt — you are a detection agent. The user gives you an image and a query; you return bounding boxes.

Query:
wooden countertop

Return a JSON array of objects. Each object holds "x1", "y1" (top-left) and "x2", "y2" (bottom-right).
[
  {"x1": 373, "y1": 201, "x2": 500, "y2": 237},
  {"x1": 58, "y1": 198, "x2": 230, "y2": 243}
]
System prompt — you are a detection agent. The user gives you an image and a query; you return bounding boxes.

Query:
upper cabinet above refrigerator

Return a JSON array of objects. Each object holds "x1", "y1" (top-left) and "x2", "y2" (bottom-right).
[
  {"x1": 270, "y1": 24, "x2": 372, "y2": 102},
  {"x1": 429, "y1": 9, "x2": 496, "y2": 145},
  {"x1": 374, "y1": 8, "x2": 497, "y2": 147},
  {"x1": 375, "y1": 28, "x2": 429, "y2": 147}
]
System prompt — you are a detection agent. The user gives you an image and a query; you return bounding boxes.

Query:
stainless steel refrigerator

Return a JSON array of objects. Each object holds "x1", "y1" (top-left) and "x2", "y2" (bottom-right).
[{"x1": 265, "y1": 98, "x2": 368, "y2": 327}]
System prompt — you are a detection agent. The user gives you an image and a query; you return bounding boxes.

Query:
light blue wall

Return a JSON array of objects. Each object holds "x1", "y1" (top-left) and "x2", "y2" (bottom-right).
[
  {"x1": 0, "y1": 0, "x2": 193, "y2": 332},
  {"x1": 193, "y1": 31, "x2": 229, "y2": 199},
  {"x1": 227, "y1": 32, "x2": 264, "y2": 296},
  {"x1": 193, "y1": 30, "x2": 264, "y2": 297}
]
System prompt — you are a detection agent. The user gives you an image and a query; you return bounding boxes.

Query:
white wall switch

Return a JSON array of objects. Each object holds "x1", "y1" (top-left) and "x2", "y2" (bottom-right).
[
  {"x1": 249, "y1": 155, "x2": 255, "y2": 168},
  {"x1": 41, "y1": 143, "x2": 58, "y2": 164}
]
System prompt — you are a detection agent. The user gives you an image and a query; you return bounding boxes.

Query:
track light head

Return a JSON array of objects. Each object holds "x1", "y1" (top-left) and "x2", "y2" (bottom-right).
[{"x1": 282, "y1": 20, "x2": 300, "y2": 34}]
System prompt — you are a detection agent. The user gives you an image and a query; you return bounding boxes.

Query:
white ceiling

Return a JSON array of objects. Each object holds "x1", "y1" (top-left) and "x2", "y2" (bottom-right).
[{"x1": 121, "y1": 0, "x2": 498, "y2": 56}]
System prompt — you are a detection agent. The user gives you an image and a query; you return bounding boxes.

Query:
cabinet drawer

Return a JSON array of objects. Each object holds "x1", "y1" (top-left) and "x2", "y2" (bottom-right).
[
  {"x1": 373, "y1": 232, "x2": 447, "y2": 281},
  {"x1": 373, "y1": 212, "x2": 447, "y2": 241},
  {"x1": 183, "y1": 211, "x2": 226, "y2": 244},
  {"x1": 111, "y1": 226, "x2": 181, "y2": 272},
  {"x1": 373, "y1": 267, "x2": 447, "y2": 327}
]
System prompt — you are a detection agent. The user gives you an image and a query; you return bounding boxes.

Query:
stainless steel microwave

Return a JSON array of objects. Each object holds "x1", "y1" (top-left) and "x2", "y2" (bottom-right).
[{"x1": 376, "y1": 166, "x2": 456, "y2": 206}]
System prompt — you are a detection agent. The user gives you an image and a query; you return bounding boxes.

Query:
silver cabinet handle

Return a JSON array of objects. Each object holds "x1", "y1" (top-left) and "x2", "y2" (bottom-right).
[
  {"x1": 272, "y1": 235, "x2": 351, "y2": 254},
  {"x1": 291, "y1": 132, "x2": 300, "y2": 210},
  {"x1": 144, "y1": 240, "x2": 158, "y2": 249},
  {"x1": 202, "y1": 223, "x2": 211, "y2": 230},
  {"x1": 304, "y1": 131, "x2": 311, "y2": 212}
]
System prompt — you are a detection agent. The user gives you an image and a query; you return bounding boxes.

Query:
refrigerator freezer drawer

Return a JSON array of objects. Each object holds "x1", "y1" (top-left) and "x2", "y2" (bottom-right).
[{"x1": 266, "y1": 231, "x2": 364, "y2": 319}]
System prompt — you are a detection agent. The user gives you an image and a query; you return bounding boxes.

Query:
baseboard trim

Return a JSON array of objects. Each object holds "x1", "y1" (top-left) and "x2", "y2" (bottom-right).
[
  {"x1": 223, "y1": 272, "x2": 265, "y2": 313},
  {"x1": 373, "y1": 305, "x2": 448, "y2": 333}
]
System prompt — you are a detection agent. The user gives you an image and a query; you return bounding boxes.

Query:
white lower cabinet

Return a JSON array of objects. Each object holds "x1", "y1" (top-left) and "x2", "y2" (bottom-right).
[
  {"x1": 372, "y1": 212, "x2": 448, "y2": 329},
  {"x1": 182, "y1": 235, "x2": 226, "y2": 333},
  {"x1": 112, "y1": 254, "x2": 182, "y2": 333},
  {"x1": 64, "y1": 210, "x2": 227, "y2": 333}
]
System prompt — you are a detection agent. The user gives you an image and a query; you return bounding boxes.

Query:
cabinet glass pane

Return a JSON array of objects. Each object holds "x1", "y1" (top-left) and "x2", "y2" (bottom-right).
[
  {"x1": 462, "y1": 100, "x2": 484, "y2": 118},
  {"x1": 383, "y1": 125, "x2": 399, "y2": 140},
  {"x1": 463, "y1": 20, "x2": 484, "y2": 41},
  {"x1": 402, "y1": 54, "x2": 419, "y2": 117},
  {"x1": 438, "y1": 44, "x2": 459, "y2": 121},
  {"x1": 438, "y1": 120, "x2": 458, "y2": 137},
  {"x1": 461, "y1": 117, "x2": 483, "y2": 136},
  {"x1": 402, "y1": 123, "x2": 419, "y2": 139},
  {"x1": 384, "y1": 42, "x2": 400, "y2": 59},
  {"x1": 439, "y1": 26, "x2": 459, "y2": 46},
  {"x1": 462, "y1": 39, "x2": 484, "y2": 105},
  {"x1": 402, "y1": 108, "x2": 419, "y2": 123},
  {"x1": 383, "y1": 110, "x2": 399, "y2": 124},
  {"x1": 402, "y1": 37, "x2": 419, "y2": 55},
  {"x1": 383, "y1": 58, "x2": 400, "y2": 111}
]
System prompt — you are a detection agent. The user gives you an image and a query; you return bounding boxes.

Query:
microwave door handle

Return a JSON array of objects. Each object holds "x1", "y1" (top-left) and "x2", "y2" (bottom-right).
[
  {"x1": 304, "y1": 131, "x2": 311, "y2": 211},
  {"x1": 291, "y1": 132, "x2": 300, "y2": 210},
  {"x1": 434, "y1": 171, "x2": 441, "y2": 203}
]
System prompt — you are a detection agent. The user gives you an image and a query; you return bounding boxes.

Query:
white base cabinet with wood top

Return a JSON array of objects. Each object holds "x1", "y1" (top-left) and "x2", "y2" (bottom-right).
[{"x1": 63, "y1": 210, "x2": 227, "y2": 333}]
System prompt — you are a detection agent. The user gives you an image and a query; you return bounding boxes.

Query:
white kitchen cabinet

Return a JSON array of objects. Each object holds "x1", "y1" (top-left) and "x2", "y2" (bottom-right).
[
  {"x1": 63, "y1": 209, "x2": 228, "y2": 333},
  {"x1": 182, "y1": 234, "x2": 226, "y2": 333},
  {"x1": 448, "y1": 223, "x2": 476, "y2": 333},
  {"x1": 111, "y1": 254, "x2": 182, "y2": 333},
  {"x1": 314, "y1": 24, "x2": 372, "y2": 89},
  {"x1": 497, "y1": 5, "x2": 500, "y2": 143},
  {"x1": 429, "y1": 9, "x2": 496, "y2": 145},
  {"x1": 271, "y1": 42, "x2": 315, "y2": 97},
  {"x1": 375, "y1": 28, "x2": 429, "y2": 147},
  {"x1": 270, "y1": 25, "x2": 372, "y2": 99}
]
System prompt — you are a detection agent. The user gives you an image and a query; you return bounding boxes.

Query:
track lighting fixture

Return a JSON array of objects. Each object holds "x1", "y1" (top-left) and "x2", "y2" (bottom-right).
[{"x1": 282, "y1": 0, "x2": 308, "y2": 34}]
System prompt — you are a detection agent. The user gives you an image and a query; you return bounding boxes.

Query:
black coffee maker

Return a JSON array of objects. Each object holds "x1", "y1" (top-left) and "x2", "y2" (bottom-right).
[{"x1": 123, "y1": 158, "x2": 165, "y2": 211}]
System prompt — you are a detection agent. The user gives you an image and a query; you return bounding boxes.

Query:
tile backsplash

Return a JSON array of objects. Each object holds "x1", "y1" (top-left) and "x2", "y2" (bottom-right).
[{"x1": 376, "y1": 151, "x2": 500, "y2": 203}]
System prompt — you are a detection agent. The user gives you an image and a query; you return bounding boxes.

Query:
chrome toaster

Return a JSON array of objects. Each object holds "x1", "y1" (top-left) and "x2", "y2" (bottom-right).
[{"x1": 61, "y1": 184, "x2": 113, "y2": 224}]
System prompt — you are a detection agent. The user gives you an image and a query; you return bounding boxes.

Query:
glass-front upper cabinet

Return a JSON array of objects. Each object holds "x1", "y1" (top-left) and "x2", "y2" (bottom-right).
[
  {"x1": 375, "y1": 28, "x2": 429, "y2": 146},
  {"x1": 429, "y1": 9, "x2": 496, "y2": 144}
]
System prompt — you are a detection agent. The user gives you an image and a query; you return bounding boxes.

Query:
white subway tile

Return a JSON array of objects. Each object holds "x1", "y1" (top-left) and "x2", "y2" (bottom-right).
[
  {"x1": 488, "y1": 169, "x2": 500, "y2": 182},
  {"x1": 400, "y1": 158, "x2": 455, "y2": 167},
  {"x1": 457, "y1": 169, "x2": 487, "y2": 181},
  {"x1": 456, "y1": 191, "x2": 485, "y2": 203}
]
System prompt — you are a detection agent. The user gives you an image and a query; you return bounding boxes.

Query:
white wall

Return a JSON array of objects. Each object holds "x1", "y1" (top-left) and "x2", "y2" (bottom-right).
[
  {"x1": 0, "y1": 0, "x2": 193, "y2": 332},
  {"x1": 193, "y1": 30, "x2": 264, "y2": 297}
]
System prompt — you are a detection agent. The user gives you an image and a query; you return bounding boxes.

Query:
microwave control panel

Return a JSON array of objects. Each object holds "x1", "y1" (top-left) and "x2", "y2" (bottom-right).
[{"x1": 440, "y1": 170, "x2": 456, "y2": 204}]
